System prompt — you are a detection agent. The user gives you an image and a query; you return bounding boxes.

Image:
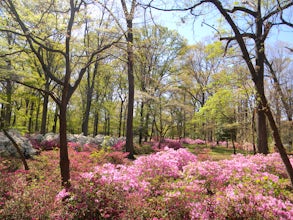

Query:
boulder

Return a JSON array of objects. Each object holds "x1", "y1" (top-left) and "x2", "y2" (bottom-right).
[{"x1": 0, "y1": 130, "x2": 37, "y2": 158}]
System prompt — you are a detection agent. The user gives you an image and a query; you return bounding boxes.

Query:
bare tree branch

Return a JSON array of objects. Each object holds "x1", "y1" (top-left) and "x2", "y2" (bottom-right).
[
  {"x1": 264, "y1": 55, "x2": 292, "y2": 121},
  {"x1": 71, "y1": 36, "x2": 122, "y2": 96},
  {"x1": 263, "y1": 1, "x2": 293, "y2": 21},
  {"x1": 0, "y1": 49, "x2": 26, "y2": 57},
  {"x1": 226, "y1": 6, "x2": 257, "y2": 17},
  {"x1": 138, "y1": 0, "x2": 206, "y2": 12},
  {"x1": 285, "y1": 46, "x2": 293, "y2": 52},
  {"x1": 10, "y1": 78, "x2": 61, "y2": 105},
  {"x1": 277, "y1": 0, "x2": 293, "y2": 28}
]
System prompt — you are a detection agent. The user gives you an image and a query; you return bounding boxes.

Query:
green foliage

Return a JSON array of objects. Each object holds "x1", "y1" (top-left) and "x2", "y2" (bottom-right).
[
  {"x1": 197, "y1": 89, "x2": 234, "y2": 121},
  {"x1": 90, "y1": 148, "x2": 109, "y2": 161},
  {"x1": 135, "y1": 144, "x2": 155, "y2": 155},
  {"x1": 204, "y1": 41, "x2": 224, "y2": 60}
]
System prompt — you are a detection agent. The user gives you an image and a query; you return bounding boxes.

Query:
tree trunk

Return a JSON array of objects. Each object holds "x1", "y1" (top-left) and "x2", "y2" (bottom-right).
[
  {"x1": 81, "y1": 89, "x2": 92, "y2": 136},
  {"x1": 183, "y1": 93, "x2": 186, "y2": 138},
  {"x1": 0, "y1": 104, "x2": 4, "y2": 129},
  {"x1": 107, "y1": 113, "x2": 111, "y2": 136},
  {"x1": 254, "y1": 3, "x2": 268, "y2": 154},
  {"x1": 262, "y1": 95, "x2": 293, "y2": 186},
  {"x1": 252, "y1": 108, "x2": 257, "y2": 154},
  {"x1": 52, "y1": 105, "x2": 58, "y2": 133},
  {"x1": 35, "y1": 95, "x2": 41, "y2": 132},
  {"x1": 150, "y1": 118, "x2": 155, "y2": 141},
  {"x1": 144, "y1": 111, "x2": 150, "y2": 142},
  {"x1": 256, "y1": 101, "x2": 268, "y2": 154},
  {"x1": 125, "y1": 19, "x2": 135, "y2": 159},
  {"x1": 122, "y1": 107, "x2": 126, "y2": 137},
  {"x1": 4, "y1": 79, "x2": 12, "y2": 128},
  {"x1": 206, "y1": 0, "x2": 293, "y2": 185},
  {"x1": 93, "y1": 92, "x2": 100, "y2": 137},
  {"x1": 82, "y1": 61, "x2": 98, "y2": 136},
  {"x1": 59, "y1": 102, "x2": 70, "y2": 188},
  {"x1": 41, "y1": 80, "x2": 49, "y2": 134},
  {"x1": 28, "y1": 101, "x2": 35, "y2": 133},
  {"x1": 125, "y1": 67, "x2": 135, "y2": 158},
  {"x1": 93, "y1": 111, "x2": 99, "y2": 137},
  {"x1": 139, "y1": 101, "x2": 144, "y2": 145},
  {"x1": 118, "y1": 99, "x2": 124, "y2": 137},
  {"x1": 23, "y1": 99, "x2": 30, "y2": 127},
  {"x1": 231, "y1": 133, "x2": 236, "y2": 155},
  {"x1": 104, "y1": 111, "x2": 107, "y2": 135}
]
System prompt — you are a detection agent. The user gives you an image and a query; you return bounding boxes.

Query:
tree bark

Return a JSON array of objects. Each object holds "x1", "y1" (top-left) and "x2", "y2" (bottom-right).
[
  {"x1": 34, "y1": 95, "x2": 41, "y2": 131},
  {"x1": 93, "y1": 92, "x2": 100, "y2": 137},
  {"x1": 118, "y1": 99, "x2": 124, "y2": 137},
  {"x1": 144, "y1": 110, "x2": 150, "y2": 142},
  {"x1": 81, "y1": 85, "x2": 92, "y2": 136},
  {"x1": 52, "y1": 105, "x2": 58, "y2": 133},
  {"x1": 256, "y1": 101, "x2": 268, "y2": 154},
  {"x1": 254, "y1": 0, "x2": 268, "y2": 154},
  {"x1": 28, "y1": 101, "x2": 35, "y2": 133},
  {"x1": 121, "y1": 0, "x2": 136, "y2": 159},
  {"x1": 82, "y1": 61, "x2": 98, "y2": 136},
  {"x1": 41, "y1": 80, "x2": 49, "y2": 134},
  {"x1": 4, "y1": 79, "x2": 12, "y2": 128},
  {"x1": 59, "y1": 102, "x2": 70, "y2": 188},
  {"x1": 139, "y1": 101, "x2": 144, "y2": 145},
  {"x1": 262, "y1": 95, "x2": 293, "y2": 185}
]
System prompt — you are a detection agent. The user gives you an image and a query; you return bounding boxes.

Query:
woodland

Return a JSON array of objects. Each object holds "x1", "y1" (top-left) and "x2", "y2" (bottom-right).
[{"x1": 0, "y1": 0, "x2": 293, "y2": 219}]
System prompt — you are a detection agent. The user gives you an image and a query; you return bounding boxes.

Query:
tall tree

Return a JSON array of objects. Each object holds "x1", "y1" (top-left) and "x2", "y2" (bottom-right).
[
  {"x1": 1, "y1": 0, "x2": 119, "y2": 187},
  {"x1": 121, "y1": 0, "x2": 137, "y2": 159},
  {"x1": 142, "y1": 0, "x2": 293, "y2": 186},
  {"x1": 81, "y1": 2, "x2": 116, "y2": 136},
  {"x1": 134, "y1": 25, "x2": 186, "y2": 142}
]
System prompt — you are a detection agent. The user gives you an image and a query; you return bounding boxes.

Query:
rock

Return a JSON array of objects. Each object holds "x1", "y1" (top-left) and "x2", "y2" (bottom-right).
[
  {"x1": 0, "y1": 130, "x2": 37, "y2": 158},
  {"x1": 43, "y1": 132, "x2": 59, "y2": 142},
  {"x1": 94, "y1": 134, "x2": 105, "y2": 145}
]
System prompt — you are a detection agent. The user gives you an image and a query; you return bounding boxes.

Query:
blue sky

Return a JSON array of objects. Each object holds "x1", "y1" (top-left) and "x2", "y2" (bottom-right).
[{"x1": 153, "y1": 10, "x2": 293, "y2": 46}]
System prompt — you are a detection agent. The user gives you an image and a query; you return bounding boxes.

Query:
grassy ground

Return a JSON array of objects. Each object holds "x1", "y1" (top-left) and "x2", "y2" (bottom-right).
[{"x1": 185, "y1": 144, "x2": 253, "y2": 161}]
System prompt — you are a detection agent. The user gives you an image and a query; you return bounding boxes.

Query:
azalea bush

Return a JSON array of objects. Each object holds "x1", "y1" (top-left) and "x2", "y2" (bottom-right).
[
  {"x1": 1, "y1": 139, "x2": 293, "y2": 219},
  {"x1": 0, "y1": 147, "x2": 96, "y2": 219},
  {"x1": 0, "y1": 151, "x2": 61, "y2": 219},
  {"x1": 58, "y1": 148, "x2": 293, "y2": 219}
]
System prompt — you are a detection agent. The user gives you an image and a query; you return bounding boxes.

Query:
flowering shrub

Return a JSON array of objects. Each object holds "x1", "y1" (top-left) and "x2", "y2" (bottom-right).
[
  {"x1": 1, "y1": 142, "x2": 293, "y2": 219},
  {"x1": 28, "y1": 136, "x2": 42, "y2": 150},
  {"x1": 151, "y1": 139, "x2": 184, "y2": 151},
  {"x1": 90, "y1": 147, "x2": 129, "y2": 165},
  {"x1": 40, "y1": 139, "x2": 60, "y2": 150},
  {"x1": 111, "y1": 140, "x2": 126, "y2": 151},
  {"x1": 67, "y1": 141, "x2": 82, "y2": 152},
  {"x1": 59, "y1": 150, "x2": 293, "y2": 219},
  {"x1": 0, "y1": 151, "x2": 61, "y2": 219},
  {"x1": 28, "y1": 135, "x2": 60, "y2": 151}
]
